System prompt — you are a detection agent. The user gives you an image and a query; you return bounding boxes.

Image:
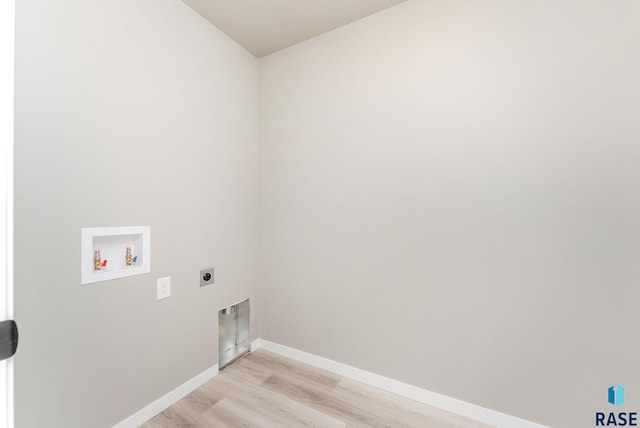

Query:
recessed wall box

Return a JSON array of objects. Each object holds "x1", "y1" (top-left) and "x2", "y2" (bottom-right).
[
  {"x1": 218, "y1": 298, "x2": 250, "y2": 369},
  {"x1": 81, "y1": 226, "x2": 150, "y2": 285}
]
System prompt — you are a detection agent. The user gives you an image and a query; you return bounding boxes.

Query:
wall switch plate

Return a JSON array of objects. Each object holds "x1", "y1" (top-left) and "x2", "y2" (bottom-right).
[
  {"x1": 157, "y1": 276, "x2": 171, "y2": 300},
  {"x1": 200, "y1": 267, "x2": 214, "y2": 287}
]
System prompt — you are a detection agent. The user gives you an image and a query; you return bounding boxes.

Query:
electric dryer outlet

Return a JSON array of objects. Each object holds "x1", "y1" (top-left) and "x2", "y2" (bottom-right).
[{"x1": 200, "y1": 268, "x2": 214, "y2": 287}]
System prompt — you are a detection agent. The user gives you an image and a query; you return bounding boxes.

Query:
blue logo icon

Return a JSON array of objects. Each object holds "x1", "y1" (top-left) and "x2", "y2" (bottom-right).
[{"x1": 609, "y1": 384, "x2": 626, "y2": 408}]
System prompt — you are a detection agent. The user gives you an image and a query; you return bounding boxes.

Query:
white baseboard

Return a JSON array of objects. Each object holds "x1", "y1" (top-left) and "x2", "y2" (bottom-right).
[
  {"x1": 113, "y1": 364, "x2": 219, "y2": 428},
  {"x1": 252, "y1": 339, "x2": 547, "y2": 428}
]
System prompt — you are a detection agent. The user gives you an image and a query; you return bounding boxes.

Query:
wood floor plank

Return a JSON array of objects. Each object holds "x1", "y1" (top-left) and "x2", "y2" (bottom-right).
[
  {"x1": 332, "y1": 378, "x2": 490, "y2": 428},
  {"x1": 245, "y1": 350, "x2": 342, "y2": 390},
  {"x1": 139, "y1": 402, "x2": 211, "y2": 428},
  {"x1": 139, "y1": 349, "x2": 492, "y2": 428},
  {"x1": 138, "y1": 407, "x2": 191, "y2": 428},
  {"x1": 220, "y1": 353, "x2": 275, "y2": 385},
  {"x1": 204, "y1": 398, "x2": 278, "y2": 427},
  {"x1": 212, "y1": 371, "x2": 346, "y2": 428},
  {"x1": 261, "y1": 371, "x2": 401, "y2": 427}
]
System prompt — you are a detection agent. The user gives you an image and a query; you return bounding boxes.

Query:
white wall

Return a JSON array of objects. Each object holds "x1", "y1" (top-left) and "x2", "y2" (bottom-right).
[
  {"x1": 13, "y1": 0, "x2": 259, "y2": 426},
  {"x1": 258, "y1": 1, "x2": 640, "y2": 427}
]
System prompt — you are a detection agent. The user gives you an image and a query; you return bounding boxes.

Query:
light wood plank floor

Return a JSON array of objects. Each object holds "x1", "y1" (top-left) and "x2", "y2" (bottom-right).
[{"x1": 139, "y1": 350, "x2": 492, "y2": 428}]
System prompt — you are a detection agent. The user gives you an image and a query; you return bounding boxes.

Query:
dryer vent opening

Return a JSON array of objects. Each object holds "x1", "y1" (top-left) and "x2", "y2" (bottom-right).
[{"x1": 218, "y1": 298, "x2": 250, "y2": 369}]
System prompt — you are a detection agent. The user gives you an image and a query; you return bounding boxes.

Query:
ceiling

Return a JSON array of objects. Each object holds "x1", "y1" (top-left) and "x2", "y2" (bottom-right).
[{"x1": 180, "y1": 0, "x2": 409, "y2": 58}]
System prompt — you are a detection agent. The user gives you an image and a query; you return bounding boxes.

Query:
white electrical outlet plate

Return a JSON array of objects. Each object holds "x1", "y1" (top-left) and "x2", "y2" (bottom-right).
[{"x1": 157, "y1": 276, "x2": 171, "y2": 300}]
